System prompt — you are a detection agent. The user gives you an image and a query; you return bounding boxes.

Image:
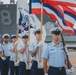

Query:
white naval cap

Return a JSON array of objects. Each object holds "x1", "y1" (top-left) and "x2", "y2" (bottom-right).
[
  {"x1": 33, "y1": 28, "x2": 42, "y2": 34},
  {"x1": 50, "y1": 27, "x2": 62, "y2": 34},
  {"x1": 2, "y1": 33, "x2": 10, "y2": 39},
  {"x1": 22, "y1": 33, "x2": 29, "y2": 38},
  {"x1": 11, "y1": 34, "x2": 16, "y2": 38}
]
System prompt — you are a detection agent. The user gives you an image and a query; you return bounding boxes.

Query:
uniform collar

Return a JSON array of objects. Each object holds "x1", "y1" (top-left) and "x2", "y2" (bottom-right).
[
  {"x1": 22, "y1": 41, "x2": 26, "y2": 45},
  {"x1": 35, "y1": 40, "x2": 39, "y2": 44},
  {"x1": 3, "y1": 42, "x2": 10, "y2": 45},
  {"x1": 52, "y1": 41, "x2": 62, "y2": 47}
]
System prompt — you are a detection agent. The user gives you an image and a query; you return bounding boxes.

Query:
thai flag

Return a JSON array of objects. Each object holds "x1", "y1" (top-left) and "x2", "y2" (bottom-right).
[{"x1": 30, "y1": 0, "x2": 75, "y2": 34}]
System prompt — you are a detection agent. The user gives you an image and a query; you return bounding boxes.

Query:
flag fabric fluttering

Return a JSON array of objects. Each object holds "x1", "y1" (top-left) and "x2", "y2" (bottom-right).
[
  {"x1": 30, "y1": 0, "x2": 76, "y2": 34},
  {"x1": 43, "y1": 0, "x2": 76, "y2": 7},
  {"x1": 17, "y1": 0, "x2": 33, "y2": 34},
  {"x1": 62, "y1": 6, "x2": 76, "y2": 27},
  {"x1": 17, "y1": 0, "x2": 46, "y2": 41},
  {"x1": 30, "y1": 0, "x2": 47, "y2": 14},
  {"x1": 43, "y1": 4, "x2": 74, "y2": 34}
]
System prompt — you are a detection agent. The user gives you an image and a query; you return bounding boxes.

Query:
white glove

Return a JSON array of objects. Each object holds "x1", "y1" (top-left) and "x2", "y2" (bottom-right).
[
  {"x1": 39, "y1": 62, "x2": 43, "y2": 67},
  {"x1": 14, "y1": 62, "x2": 19, "y2": 66},
  {"x1": 37, "y1": 41, "x2": 43, "y2": 47},
  {"x1": 67, "y1": 67, "x2": 74, "y2": 73},
  {"x1": 40, "y1": 62, "x2": 43, "y2": 66},
  {"x1": 15, "y1": 41, "x2": 18, "y2": 45},
  {"x1": 26, "y1": 62, "x2": 32, "y2": 70},
  {"x1": 28, "y1": 63, "x2": 32, "y2": 69},
  {"x1": 38, "y1": 62, "x2": 43, "y2": 68},
  {"x1": 27, "y1": 41, "x2": 30, "y2": 45},
  {"x1": 45, "y1": 73, "x2": 48, "y2": 75},
  {"x1": 1, "y1": 57, "x2": 6, "y2": 60}
]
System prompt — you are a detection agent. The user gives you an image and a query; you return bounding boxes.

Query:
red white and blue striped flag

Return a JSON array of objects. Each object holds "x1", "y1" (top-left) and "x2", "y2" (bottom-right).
[
  {"x1": 30, "y1": 0, "x2": 76, "y2": 34},
  {"x1": 43, "y1": 0, "x2": 76, "y2": 7}
]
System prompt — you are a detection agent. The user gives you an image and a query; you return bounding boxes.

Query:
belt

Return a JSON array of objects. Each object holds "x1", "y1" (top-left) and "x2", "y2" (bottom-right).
[
  {"x1": 20, "y1": 61, "x2": 25, "y2": 63},
  {"x1": 5, "y1": 56, "x2": 10, "y2": 58},
  {"x1": 50, "y1": 66, "x2": 65, "y2": 70},
  {"x1": 19, "y1": 62, "x2": 26, "y2": 65}
]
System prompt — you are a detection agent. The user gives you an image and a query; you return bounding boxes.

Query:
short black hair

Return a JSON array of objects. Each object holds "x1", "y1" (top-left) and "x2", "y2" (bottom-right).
[
  {"x1": 11, "y1": 36, "x2": 16, "y2": 39},
  {"x1": 34, "y1": 30, "x2": 41, "y2": 35},
  {"x1": 22, "y1": 35, "x2": 29, "y2": 39},
  {"x1": 52, "y1": 31, "x2": 61, "y2": 35},
  {"x1": 4, "y1": 36, "x2": 9, "y2": 38}
]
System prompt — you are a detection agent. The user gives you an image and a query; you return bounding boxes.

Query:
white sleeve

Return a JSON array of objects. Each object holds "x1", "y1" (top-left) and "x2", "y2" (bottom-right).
[
  {"x1": 0, "y1": 44, "x2": 2, "y2": 52},
  {"x1": 29, "y1": 42, "x2": 35, "y2": 52},
  {"x1": 17, "y1": 43, "x2": 24, "y2": 51},
  {"x1": 10, "y1": 43, "x2": 13, "y2": 49},
  {"x1": 42, "y1": 45, "x2": 49, "y2": 60}
]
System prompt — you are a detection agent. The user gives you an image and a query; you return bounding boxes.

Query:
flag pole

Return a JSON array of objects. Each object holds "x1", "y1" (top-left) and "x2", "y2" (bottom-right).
[
  {"x1": 15, "y1": 1, "x2": 19, "y2": 63},
  {"x1": 27, "y1": 19, "x2": 31, "y2": 65},
  {"x1": 15, "y1": 29, "x2": 18, "y2": 63},
  {"x1": 40, "y1": 0, "x2": 43, "y2": 62},
  {"x1": 40, "y1": 1, "x2": 43, "y2": 40},
  {"x1": 29, "y1": 0, "x2": 31, "y2": 39},
  {"x1": 27, "y1": 0, "x2": 31, "y2": 65}
]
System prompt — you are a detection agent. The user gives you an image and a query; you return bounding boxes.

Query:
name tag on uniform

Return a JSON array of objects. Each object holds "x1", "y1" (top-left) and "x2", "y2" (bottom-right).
[
  {"x1": 61, "y1": 48, "x2": 64, "y2": 50},
  {"x1": 50, "y1": 49, "x2": 56, "y2": 54},
  {"x1": 50, "y1": 49, "x2": 54, "y2": 51}
]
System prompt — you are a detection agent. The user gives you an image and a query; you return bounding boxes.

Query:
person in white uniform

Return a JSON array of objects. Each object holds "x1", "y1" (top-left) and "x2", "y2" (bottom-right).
[
  {"x1": 29, "y1": 29, "x2": 44, "y2": 75},
  {"x1": 1, "y1": 33, "x2": 11, "y2": 75},
  {"x1": 0, "y1": 43, "x2": 2, "y2": 75},
  {"x1": 42, "y1": 27, "x2": 74, "y2": 75},
  {"x1": 17, "y1": 34, "x2": 29, "y2": 75},
  {"x1": 9, "y1": 35, "x2": 19, "y2": 75}
]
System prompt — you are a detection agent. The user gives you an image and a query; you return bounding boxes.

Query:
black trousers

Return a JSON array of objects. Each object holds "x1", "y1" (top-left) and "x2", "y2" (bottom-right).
[
  {"x1": 31, "y1": 61, "x2": 38, "y2": 75},
  {"x1": 48, "y1": 66, "x2": 66, "y2": 75},
  {"x1": 26, "y1": 70, "x2": 31, "y2": 75},
  {"x1": 38, "y1": 68, "x2": 44, "y2": 75},
  {"x1": 18, "y1": 62, "x2": 26, "y2": 75},
  {"x1": 9, "y1": 60, "x2": 19, "y2": 75},
  {"x1": 0, "y1": 58, "x2": 1, "y2": 75},
  {"x1": 1, "y1": 57, "x2": 10, "y2": 75},
  {"x1": 31, "y1": 61, "x2": 44, "y2": 75}
]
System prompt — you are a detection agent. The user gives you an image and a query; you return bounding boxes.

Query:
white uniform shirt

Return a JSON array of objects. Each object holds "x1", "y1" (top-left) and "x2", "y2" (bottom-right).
[
  {"x1": 0, "y1": 44, "x2": 2, "y2": 52},
  {"x1": 10, "y1": 42, "x2": 17, "y2": 61},
  {"x1": 17, "y1": 41, "x2": 29, "y2": 64},
  {"x1": 42, "y1": 42, "x2": 68, "y2": 67},
  {"x1": 2, "y1": 42, "x2": 11, "y2": 56},
  {"x1": 29, "y1": 41, "x2": 44, "y2": 63}
]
